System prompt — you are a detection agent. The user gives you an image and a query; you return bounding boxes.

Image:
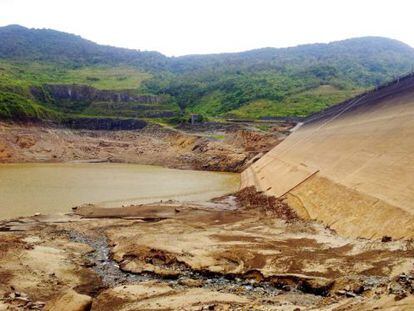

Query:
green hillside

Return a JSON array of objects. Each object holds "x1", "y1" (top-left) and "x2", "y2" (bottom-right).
[{"x1": 1, "y1": 25, "x2": 414, "y2": 123}]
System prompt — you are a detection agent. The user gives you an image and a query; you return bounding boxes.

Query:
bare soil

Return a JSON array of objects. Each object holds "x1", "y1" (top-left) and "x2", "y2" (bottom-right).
[
  {"x1": 0, "y1": 121, "x2": 412, "y2": 310},
  {"x1": 0, "y1": 192, "x2": 413, "y2": 310},
  {"x1": 0, "y1": 122, "x2": 282, "y2": 172}
]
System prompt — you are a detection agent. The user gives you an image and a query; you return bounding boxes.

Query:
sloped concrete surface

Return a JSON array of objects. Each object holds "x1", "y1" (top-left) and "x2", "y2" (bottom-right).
[{"x1": 242, "y1": 74, "x2": 414, "y2": 238}]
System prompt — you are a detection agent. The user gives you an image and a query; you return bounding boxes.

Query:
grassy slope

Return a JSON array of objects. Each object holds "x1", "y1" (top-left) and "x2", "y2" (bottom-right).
[
  {"x1": 0, "y1": 60, "x2": 151, "y2": 90},
  {"x1": 148, "y1": 37, "x2": 414, "y2": 119},
  {"x1": 0, "y1": 91, "x2": 61, "y2": 121},
  {"x1": 1, "y1": 26, "x2": 414, "y2": 122},
  {"x1": 226, "y1": 85, "x2": 362, "y2": 118},
  {"x1": 0, "y1": 60, "x2": 159, "y2": 121},
  {"x1": 184, "y1": 81, "x2": 362, "y2": 119}
]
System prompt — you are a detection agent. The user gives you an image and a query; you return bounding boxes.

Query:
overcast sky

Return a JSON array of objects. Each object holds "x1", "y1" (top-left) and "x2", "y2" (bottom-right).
[{"x1": 0, "y1": 0, "x2": 413, "y2": 56}]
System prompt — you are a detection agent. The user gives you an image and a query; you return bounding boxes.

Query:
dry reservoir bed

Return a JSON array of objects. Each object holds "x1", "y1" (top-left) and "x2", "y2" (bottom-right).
[{"x1": 0, "y1": 188, "x2": 413, "y2": 310}]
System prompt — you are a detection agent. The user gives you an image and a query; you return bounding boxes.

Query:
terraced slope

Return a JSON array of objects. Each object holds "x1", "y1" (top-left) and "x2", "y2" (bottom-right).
[{"x1": 241, "y1": 73, "x2": 414, "y2": 238}]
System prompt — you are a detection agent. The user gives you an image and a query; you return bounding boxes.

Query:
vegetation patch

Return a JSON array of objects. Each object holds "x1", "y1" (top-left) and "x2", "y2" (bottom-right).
[
  {"x1": 0, "y1": 91, "x2": 61, "y2": 121},
  {"x1": 1, "y1": 25, "x2": 414, "y2": 122}
]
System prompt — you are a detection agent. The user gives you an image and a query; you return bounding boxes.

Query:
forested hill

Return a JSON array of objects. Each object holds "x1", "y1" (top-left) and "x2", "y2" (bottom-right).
[
  {"x1": 0, "y1": 25, "x2": 168, "y2": 70},
  {"x1": 1, "y1": 24, "x2": 414, "y2": 123}
]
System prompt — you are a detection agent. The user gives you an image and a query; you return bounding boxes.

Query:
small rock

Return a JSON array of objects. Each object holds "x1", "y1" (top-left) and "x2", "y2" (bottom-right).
[
  {"x1": 82, "y1": 260, "x2": 96, "y2": 268},
  {"x1": 178, "y1": 278, "x2": 204, "y2": 287},
  {"x1": 353, "y1": 285, "x2": 365, "y2": 295},
  {"x1": 381, "y1": 236, "x2": 392, "y2": 242},
  {"x1": 15, "y1": 296, "x2": 30, "y2": 303},
  {"x1": 299, "y1": 277, "x2": 334, "y2": 296},
  {"x1": 394, "y1": 292, "x2": 407, "y2": 301},
  {"x1": 35, "y1": 301, "x2": 46, "y2": 306},
  {"x1": 20, "y1": 292, "x2": 29, "y2": 298},
  {"x1": 345, "y1": 291, "x2": 357, "y2": 298}
]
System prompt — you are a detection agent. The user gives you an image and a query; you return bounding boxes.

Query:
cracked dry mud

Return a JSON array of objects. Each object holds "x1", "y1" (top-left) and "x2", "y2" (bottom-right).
[{"x1": 0, "y1": 193, "x2": 413, "y2": 310}]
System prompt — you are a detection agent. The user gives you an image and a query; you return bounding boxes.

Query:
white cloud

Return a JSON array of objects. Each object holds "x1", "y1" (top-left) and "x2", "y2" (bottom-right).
[{"x1": 0, "y1": 0, "x2": 412, "y2": 56}]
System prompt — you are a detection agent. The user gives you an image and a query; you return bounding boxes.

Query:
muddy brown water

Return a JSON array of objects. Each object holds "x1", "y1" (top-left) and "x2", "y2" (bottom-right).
[{"x1": 0, "y1": 163, "x2": 240, "y2": 219}]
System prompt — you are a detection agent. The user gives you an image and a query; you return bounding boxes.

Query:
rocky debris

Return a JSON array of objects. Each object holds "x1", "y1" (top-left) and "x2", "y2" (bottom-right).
[
  {"x1": 0, "y1": 121, "x2": 280, "y2": 172},
  {"x1": 1, "y1": 199, "x2": 413, "y2": 309},
  {"x1": 89, "y1": 202, "x2": 414, "y2": 302},
  {"x1": 388, "y1": 273, "x2": 414, "y2": 300},
  {"x1": 62, "y1": 117, "x2": 147, "y2": 131},
  {"x1": 297, "y1": 277, "x2": 335, "y2": 296},
  {"x1": 381, "y1": 235, "x2": 393, "y2": 242},
  {"x1": 0, "y1": 141, "x2": 12, "y2": 160},
  {"x1": 67, "y1": 230, "x2": 145, "y2": 287},
  {"x1": 234, "y1": 186, "x2": 298, "y2": 221},
  {"x1": 2, "y1": 290, "x2": 45, "y2": 310},
  {"x1": 333, "y1": 277, "x2": 367, "y2": 299},
  {"x1": 16, "y1": 135, "x2": 37, "y2": 148},
  {"x1": 44, "y1": 289, "x2": 92, "y2": 311},
  {"x1": 225, "y1": 129, "x2": 280, "y2": 153},
  {"x1": 178, "y1": 277, "x2": 204, "y2": 287}
]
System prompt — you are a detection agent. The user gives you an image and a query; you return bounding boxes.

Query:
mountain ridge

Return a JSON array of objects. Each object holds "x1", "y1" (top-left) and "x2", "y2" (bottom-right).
[
  {"x1": 2, "y1": 24, "x2": 413, "y2": 58},
  {"x1": 1, "y1": 24, "x2": 414, "y2": 123}
]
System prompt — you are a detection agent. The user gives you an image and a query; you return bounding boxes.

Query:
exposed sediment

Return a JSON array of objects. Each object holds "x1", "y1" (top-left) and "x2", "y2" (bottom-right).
[
  {"x1": 0, "y1": 122, "x2": 281, "y2": 172},
  {"x1": 0, "y1": 192, "x2": 413, "y2": 310}
]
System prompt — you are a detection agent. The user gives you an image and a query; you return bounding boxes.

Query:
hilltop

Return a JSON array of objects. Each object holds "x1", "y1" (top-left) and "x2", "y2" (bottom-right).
[{"x1": 1, "y1": 24, "x2": 414, "y2": 123}]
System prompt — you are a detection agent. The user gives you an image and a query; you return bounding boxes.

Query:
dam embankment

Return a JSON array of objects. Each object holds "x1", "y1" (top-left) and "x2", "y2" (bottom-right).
[{"x1": 242, "y1": 73, "x2": 414, "y2": 238}]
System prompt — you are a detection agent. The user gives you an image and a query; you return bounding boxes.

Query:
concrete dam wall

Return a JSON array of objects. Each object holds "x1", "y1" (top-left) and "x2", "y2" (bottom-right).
[{"x1": 241, "y1": 74, "x2": 414, "y2": 238}]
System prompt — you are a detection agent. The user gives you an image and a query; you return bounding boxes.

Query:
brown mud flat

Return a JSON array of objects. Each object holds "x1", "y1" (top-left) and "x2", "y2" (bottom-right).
[
  {"x1": 0, "y1": 122, "x2": 282, "y2": 172},
  {"x1": 0, "y1": 191, "x2": 413, "y2": 310}
]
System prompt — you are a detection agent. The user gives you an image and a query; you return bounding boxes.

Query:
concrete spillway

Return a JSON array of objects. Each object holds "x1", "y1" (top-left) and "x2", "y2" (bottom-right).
[{"x1": 242, "y1": 74, "x2": 414, "y2": 238}]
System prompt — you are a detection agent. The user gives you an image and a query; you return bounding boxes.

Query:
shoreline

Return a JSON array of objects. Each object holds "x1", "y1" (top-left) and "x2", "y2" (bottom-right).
[{"x1": 0, "y1": 162, "x2": 240, "y2": 220}]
